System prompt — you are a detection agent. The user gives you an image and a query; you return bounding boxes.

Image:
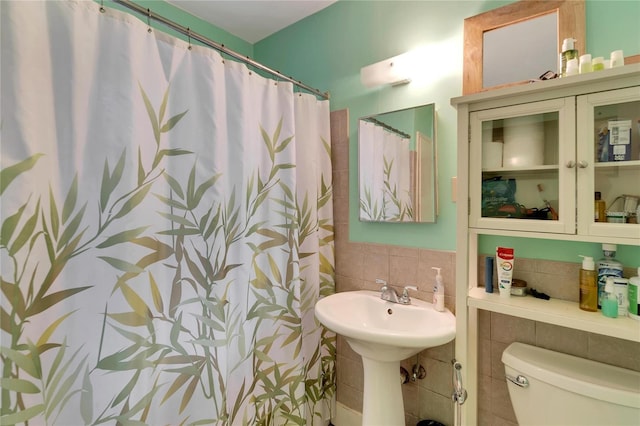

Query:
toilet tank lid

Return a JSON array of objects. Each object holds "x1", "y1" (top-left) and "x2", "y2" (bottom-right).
[{"x1": 502, "y1": 342, "x2": 640, "y2": 409}]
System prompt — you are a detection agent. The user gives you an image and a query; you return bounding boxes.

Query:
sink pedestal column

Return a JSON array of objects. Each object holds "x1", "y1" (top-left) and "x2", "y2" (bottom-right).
[{"x1": 361, "y1": 357, "x2": 405, "y2": 426}]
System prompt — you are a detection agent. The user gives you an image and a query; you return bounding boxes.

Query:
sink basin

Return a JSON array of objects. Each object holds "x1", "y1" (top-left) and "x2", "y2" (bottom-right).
[
  {"x1": 315, "y1": 290, "x2": 456, "y2": 426},
  {"x1": 315, "y1": 290, "x2": 456, "y2": 361}
]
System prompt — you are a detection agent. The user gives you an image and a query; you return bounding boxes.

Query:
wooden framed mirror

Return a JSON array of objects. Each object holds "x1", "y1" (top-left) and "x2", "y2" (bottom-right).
[{"x1": 463, "y1": 0, "x2": 585, "y2": 95}]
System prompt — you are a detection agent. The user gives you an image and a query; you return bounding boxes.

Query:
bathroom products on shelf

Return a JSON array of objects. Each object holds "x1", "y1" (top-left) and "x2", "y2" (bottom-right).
[
  {"x1": 608, "y1": 119, "x2": 632, "y2": 161},
  {"x1": 601, "y1": 278, "x2": 618, "y2": 318},
  {"x1": 597, "y1": 244, "x2": 623, "y2": 309},
  {"x1": 612, "y1": 277, "x2": 629, "y2": 317},
  {"x1": 610, "y1": 50, "x2": 624, "y2": 68},
  {"x1": 594, "y1": 192, "x2": 606, "y2": 222},
  {"x1": 565, "y1": 58, "x2": 578, "y2": 76},
  {"x1": 579, "y1": 255, "x2": 598, "y2": 312},
  {"x1": 592, "y1": 56, "x2": 605, "y2": 71},
  {"x1": 510, "y1": 279, "x2": 527, "y2": 297},
  {"x1": 579, "y1": 54, "x2": 593, "y2": 74},
  {"x1": 529, "y1": 288, "x2": 550, "y2": 300},
  {"x1": 559, "y1": 38, "x2": 578, "y2": 77},
  {"x1": 629, "y1": 268, "x2": 640, "y2": 320},
  {"x1": 484, "y1": 257, "x2": 494, "y2": 293},
  {"x1": 432, "y1": 267, "x2": 445, "y2": 312},
  {"x1": 496, "y1": 247, "x2": 514, "y2": 298}
]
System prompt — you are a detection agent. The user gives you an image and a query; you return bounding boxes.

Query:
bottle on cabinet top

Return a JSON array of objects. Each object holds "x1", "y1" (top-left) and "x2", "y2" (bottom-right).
[{"x1": 560, "y1": 38, "x2": 578, "y2": 77}]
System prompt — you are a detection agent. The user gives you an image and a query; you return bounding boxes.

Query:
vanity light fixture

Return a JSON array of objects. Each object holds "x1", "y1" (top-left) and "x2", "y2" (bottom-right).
[{"x1": 360, "y1": 52, "x2": 413, "y2": 88}]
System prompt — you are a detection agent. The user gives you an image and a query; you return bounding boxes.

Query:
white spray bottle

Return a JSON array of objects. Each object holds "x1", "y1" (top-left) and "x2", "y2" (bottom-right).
[{"x1": 432, "y1": 267, "x2": 445, "y2": 312}]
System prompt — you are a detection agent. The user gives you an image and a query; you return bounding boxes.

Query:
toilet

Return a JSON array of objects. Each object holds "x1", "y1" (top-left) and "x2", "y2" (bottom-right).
[{"x1": 502, "y1": 342, "x2": 640, "y2": 426}]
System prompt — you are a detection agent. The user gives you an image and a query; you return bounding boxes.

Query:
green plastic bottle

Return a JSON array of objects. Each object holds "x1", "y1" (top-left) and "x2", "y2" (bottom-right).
[{"x1": 601, "y1": 278, "x2": 618, "y2": 318}]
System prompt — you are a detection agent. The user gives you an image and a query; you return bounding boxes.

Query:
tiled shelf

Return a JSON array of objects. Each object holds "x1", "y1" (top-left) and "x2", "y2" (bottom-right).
[{"x1": 468, "y1": 287, "x2": 640, "y2": 343}]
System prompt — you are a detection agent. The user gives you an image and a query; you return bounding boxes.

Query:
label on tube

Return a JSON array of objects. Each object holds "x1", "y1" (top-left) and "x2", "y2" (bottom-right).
[{"x1": 496, "y1": 247, "x2": 514, "y2": 297}]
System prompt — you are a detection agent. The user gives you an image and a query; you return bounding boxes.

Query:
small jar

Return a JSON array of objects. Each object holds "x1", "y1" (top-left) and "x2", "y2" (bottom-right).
[
  {"x1": 592, "y1": 57, "x2": 605, "y2": 71},
  {"x1": 510, "y1": 279, "x2": 528, "y2": 297},
  {"x1": 579, "y1": 54, "x2": 592, "y2": 74}
]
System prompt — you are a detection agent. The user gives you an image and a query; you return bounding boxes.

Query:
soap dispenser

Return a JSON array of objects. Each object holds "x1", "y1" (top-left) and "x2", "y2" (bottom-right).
[
  {"x1": 560, "y1": 37, "x2": 578, "y2": 77},
  {"x1": 432, "y1": 267, "x2": 445, "y2": 312},
  {"x1": 579, "y1": 255, "x2": 597, "y2": 312}
]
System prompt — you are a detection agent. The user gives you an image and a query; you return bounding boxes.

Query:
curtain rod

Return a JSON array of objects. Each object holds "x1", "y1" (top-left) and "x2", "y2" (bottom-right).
[
  {"x1": 363, "y1": 117, "x2": 410, "y2": 139},
  {"x1": 108, "y1": 0, "x2": 329, "y2": 100}
]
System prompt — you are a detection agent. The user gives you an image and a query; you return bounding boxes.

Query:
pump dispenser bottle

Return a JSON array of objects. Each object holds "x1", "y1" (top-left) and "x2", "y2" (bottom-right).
[
  {"x1": 432, "y1": 267, "x2": 445, "y2": 312},
  {"x1": 597, "y1": 244, "x2": 623, "y2": 309},
  {"x1": 579, "y1": 255, "x2": 597, "y2": 312},
  {"x1": 560, "y1": 38, "x2": 578, "y2": 77}
]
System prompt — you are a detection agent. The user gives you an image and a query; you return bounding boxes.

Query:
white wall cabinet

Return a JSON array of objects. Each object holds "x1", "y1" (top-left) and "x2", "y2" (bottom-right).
[
  {"x1": 577, "y1": 86, "x2": 640, "y2": 240},
  {"x1": 466, "y1": 72, "x2": 640, "y2": 242},
  {"x1": 451, "y1": 64, "x2": 640, "y2": 425}
]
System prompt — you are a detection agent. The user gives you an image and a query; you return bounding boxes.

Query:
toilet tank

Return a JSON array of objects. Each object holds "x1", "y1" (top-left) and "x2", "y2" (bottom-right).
[{"x1": 502, "y1": 342, "x2": 640, "y2": 426}]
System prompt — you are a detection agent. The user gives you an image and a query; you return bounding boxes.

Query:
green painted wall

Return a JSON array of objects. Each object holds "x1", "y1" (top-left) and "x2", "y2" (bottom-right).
[{"x1": 254, "y1": 0, "x2": 640, "y2": 265}]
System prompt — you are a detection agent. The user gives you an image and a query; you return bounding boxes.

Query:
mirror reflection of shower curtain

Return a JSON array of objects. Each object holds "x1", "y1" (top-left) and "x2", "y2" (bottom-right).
[
  {"x1": 359, "y1": 121, "x2": 413, "y2": 221},
  {"x1": 0, "y1": 2, "x2": 335, "y2": 425}
]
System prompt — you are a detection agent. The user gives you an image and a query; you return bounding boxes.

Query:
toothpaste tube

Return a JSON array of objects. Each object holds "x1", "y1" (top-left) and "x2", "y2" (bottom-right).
[{"x1": 496, "y1": 247, "x2": 515, "y2": 297}]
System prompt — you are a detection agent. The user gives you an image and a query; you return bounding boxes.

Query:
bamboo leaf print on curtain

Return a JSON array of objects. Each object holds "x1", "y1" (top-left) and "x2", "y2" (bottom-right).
[
  {"x1": 1, "y1": 2, "x2": 335, "y2": 425},
  {"x1": 358, "y1": 120, "x2": 414, "y2": 222}
]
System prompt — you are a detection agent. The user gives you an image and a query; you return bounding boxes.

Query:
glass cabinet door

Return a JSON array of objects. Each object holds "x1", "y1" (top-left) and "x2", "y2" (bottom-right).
[
  {"x1": 469, "y1": 97, "x2": 576, "y2": 233},
  {"x1": 577, "y1": 87, "x2": 640, "y2": 240}
]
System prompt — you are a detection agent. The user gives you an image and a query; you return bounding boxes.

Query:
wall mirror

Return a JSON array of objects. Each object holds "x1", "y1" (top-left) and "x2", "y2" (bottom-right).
[
  {"x1": 463, "y1": 0, "x2": 585, "y2": 95},
  {"x1": 358, "y1": 103, "x2": 437, "y2": 223}
]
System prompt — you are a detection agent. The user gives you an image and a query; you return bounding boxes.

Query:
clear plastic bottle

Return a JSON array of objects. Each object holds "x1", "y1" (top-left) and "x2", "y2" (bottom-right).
[
  {"x1": 432, "y1": 267, "x2": 445, "y2": 312},
  {"x1": 601, "y1": 278, "x2": 619, "y2": 318},
  {"x1": 594, "y1": 192, "x2": 606, "y2": 223},
  {"x1": 629, "y1": 268, "x2": 640, "y2": 320},
  {"x1": 560, "y1": 38, "x2": 578, "y2": 77},
  {"x1": 597, "y1": 244, "x2": 623, "y2": 309},
  {"x1": 579, "y1": 255, "x2": 597, "y2": 312},
  {"x1": 579, "y1": 54, "x2": 593, "y2": 74}
]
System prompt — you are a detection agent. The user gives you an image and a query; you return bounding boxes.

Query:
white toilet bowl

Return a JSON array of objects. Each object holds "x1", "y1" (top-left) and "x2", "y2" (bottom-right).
[{"x1": 502, "y1": 342, "x2": 640, "y2": 426}]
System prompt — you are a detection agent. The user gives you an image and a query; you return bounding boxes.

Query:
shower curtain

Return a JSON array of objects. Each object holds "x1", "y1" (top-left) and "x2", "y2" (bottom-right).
[
  {"x1": 1, "y1": 2, "x2": 335, "y2": 425},
  {"x1": 359, "y1": 121, "x2": 413, "y2": 222}
]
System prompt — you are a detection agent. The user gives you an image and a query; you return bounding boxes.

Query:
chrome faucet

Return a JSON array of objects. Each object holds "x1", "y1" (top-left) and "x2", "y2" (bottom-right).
[
  {"x1": 399, "y1": 285, "x2": 417, "y2": 304},
  {"x1": 377, "y1": 279, "x2": 417, "y2": 305}
]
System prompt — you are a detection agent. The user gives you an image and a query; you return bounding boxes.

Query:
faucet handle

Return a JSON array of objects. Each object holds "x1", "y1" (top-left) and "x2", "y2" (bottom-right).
[
  {"x1": 376, "y1": 279, "x2": 388, "y2": 289},
  {"x1": 400, "y1": 285, "x2": 418, "y2": 303},
  {"x1": 402, "y1": 285, "x2": 417, "y2": 296}
]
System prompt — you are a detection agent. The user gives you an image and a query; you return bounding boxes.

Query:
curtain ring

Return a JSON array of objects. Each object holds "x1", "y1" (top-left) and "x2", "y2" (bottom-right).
[
  {"x1": 147, "y1": 8, "x2": 152, "y2": 33},
  {"x1": 99, "y1": 0, "x2": 105, "y2": 13},
  {"x1": 187, "y1": 28, "x2": 192, "y2": 50}
]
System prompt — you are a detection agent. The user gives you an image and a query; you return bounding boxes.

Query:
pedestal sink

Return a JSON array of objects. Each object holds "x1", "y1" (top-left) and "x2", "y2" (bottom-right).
[{"x1": 315, "y1": 290, "x2": 456, "y2": 426}]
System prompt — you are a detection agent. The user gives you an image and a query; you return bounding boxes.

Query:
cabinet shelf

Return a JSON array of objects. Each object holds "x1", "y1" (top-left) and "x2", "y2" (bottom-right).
[
  {"x1": 468, "y1": 227, "x2": 637, "y2": 245},
  {"x1": 468, "y1": 287, "x2": 640, "y2": 342},
  {"x1": 482, "y1": 164, "x2": 558, "y2": 173},
  {"x1": 594, "y1": 160, "x2": 640, "y2": 169}
]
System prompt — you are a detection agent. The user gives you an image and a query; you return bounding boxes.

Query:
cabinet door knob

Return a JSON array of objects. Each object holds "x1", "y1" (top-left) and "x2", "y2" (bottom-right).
[
  {"x1": 578, "y1": 160, "x2": 588, "y2": 168},
  {"x1": 565, "y1": 160, "x2": 576, "y2": 168}
]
